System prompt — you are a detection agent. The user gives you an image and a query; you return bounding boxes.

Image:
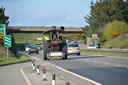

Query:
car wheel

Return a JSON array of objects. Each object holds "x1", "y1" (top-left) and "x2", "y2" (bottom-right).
[
  {"x1": 67, "y1": 54, "x2": 69, "y2": 56},
  {"x1": 77, "y1": 53, "x2": 80, "y2": 55},
  {"x1": 63, "y1": 45, "x2": 67, "y2": 59}
]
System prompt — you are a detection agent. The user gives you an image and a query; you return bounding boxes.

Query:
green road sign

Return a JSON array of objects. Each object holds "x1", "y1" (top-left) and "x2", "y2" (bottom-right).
[
  {"x1": 0, "y1": 24, "x2": 6, "y2": 36},
  {"x1": 4, "y1": 35, "x2": 11, "y2": 47}
]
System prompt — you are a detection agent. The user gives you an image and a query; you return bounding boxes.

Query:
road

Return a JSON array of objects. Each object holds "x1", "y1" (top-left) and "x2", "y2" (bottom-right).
[
  {"x1": 0, "y1": 62, "x2": 31, "y2": 85},
  {"x1": 23, "y1": 49, "x2": 128, "y2": 85}
]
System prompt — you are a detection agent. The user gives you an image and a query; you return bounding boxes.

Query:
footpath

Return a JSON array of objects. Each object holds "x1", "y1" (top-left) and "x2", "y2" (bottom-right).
[{"x1": 21, "y1": 66, "x2": 65, "y2": 85}]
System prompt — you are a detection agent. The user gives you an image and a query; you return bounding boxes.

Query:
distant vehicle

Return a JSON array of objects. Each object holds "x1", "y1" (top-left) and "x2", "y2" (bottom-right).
[
  {"x1": 19, "y1": 45, "x2": 25, "y2": 51},
  {"x1": 29, "y1": 46, "x2": 39, "y2": 54},
  {"x1": 67, "y1": 43, "x2": 80, "y2": 56},
  {"x1": 37, "y1": 46, "x2": 41, "y2": 50},
  {"x1": 34, "y1": 45, "x2": 41, "y2": 50},
  {"x1": 87, "y1": 44, "x2": 96, "y2": 49},
  {"x1": 25, "y1": 45, "x2": 32, "y2": 52}
]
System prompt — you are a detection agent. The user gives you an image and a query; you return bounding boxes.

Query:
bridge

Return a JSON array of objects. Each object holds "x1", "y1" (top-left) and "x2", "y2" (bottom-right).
[{"x1": 7, "y1": 26, "x2": 84, "y2": 34}]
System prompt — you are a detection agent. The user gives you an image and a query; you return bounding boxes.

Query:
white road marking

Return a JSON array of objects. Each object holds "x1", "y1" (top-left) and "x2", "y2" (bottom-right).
[
  {"x1": 121, "y1": 66, "x2": 127, "y2": 68},
  {"x1": 86, "y1": 59, "x2": 89, "y2": 61},
  {"x1": 20, "y1": 69, "x2": 32, "y2": 85},
  {"x1": 94, "y1": 61, "x2": 97, "y2": 63},
  {"x1": 117, "y1": 65, "x2": 122, "y2": 67},
  {"x1": 126, "y1": 67, "x2": 128, "y2": 69},
  {"x1": 49, "y1": 63, "x2": 102, "y2": 85},
  {"x1": 31, "y1": 56, "x2": 40, "y2": 61},
  {"x1": 77, "y1": 58, "x2": 127, "y2": 70},
  {"x1": 104, "y1": 63, "x2": 109, "y2": 65},
  {"x1": 78, "y1": 59, "x2": 82, "y2": 60},
  {"x1": 115, "y1": 65, "x2": 128, "y2": 70},
  {"x1": 107, "y1": 56, "x2": 128, "y2": 59}
]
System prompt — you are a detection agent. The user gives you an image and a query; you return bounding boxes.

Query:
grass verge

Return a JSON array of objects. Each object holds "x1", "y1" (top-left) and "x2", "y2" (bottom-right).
[
  {"x1": 81, "y1": 51, "x2": 128, "y2": 58},
  {"x1": 13, "y1": 33, "x2": 43, "y2": 45},
  {"x1": 0, "y1": 54, "x2": 31, "y2": 65}
]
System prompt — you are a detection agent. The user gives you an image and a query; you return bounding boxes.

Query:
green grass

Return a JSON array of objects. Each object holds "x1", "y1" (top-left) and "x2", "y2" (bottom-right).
[
  {"x1": 81, "y1": 51, "x2": 128, "y2": 58},
  {"x1": 0, "y1": 54, "x2": 30, "y2": 65},
  {"x1": 13, "y1": 33, "x2": 43, "y2": 45}
]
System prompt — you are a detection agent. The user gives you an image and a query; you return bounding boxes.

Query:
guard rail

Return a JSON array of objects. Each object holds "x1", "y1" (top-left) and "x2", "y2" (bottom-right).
[{"x1": 80, "y1": 48, "x2": 128, "y2": 53}]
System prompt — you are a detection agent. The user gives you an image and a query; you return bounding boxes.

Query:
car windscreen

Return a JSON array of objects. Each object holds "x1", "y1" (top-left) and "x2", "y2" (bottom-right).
[
  {"x1": 68, "y1": 44, "x2": 79, "y2": 47},
  {"x1": 31, "y1": 46, "x2": 37, "y2": 49}
]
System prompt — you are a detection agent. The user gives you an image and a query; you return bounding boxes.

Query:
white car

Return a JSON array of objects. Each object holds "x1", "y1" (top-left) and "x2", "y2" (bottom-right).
[
  {"x1": 87, "y1": 44, "x2": 96, "y2": 49},
  {"x1": 25, "y1": 45, "x2": 31, "y2": 52},
  {"x1": 67, "y1": 43, "x2": 80, "y2": 56},
  {"x1": 35, "y1": 45, "x2": 41, "y2": 50}
]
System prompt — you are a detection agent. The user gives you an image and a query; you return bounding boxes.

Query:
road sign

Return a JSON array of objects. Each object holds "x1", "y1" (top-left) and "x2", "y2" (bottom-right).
[
  {"x1": 4, "y1": 35, "x2": 11, "y2": 47},
  {"x1": 0, "y1": 24, "x2": 6, "y2": 36}
]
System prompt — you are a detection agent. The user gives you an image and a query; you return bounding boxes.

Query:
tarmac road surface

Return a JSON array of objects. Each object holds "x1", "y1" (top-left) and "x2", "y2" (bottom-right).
[
  {"x1": 23, "y1": 49, "x2": 128, "y2": 85},
  {"x1": 0, "y1": 62, "x2": 31, "y2": 85}
]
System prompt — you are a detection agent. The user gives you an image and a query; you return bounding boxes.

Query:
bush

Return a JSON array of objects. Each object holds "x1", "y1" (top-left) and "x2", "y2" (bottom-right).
[
  {"x1": 102, "y1": 33, "x2": 128, "y2": 48},
  {"x1": 100, "y1": 34, "x2": 107, "y2": 42},
  {"x1": 103, "y1": 20, "x2": 128, "y2": 40}
]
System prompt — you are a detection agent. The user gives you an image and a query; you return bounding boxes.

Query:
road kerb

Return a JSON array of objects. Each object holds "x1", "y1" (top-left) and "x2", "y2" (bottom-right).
[{"x1": 20, "y1": 69, "x2": 32, "y2": 85}]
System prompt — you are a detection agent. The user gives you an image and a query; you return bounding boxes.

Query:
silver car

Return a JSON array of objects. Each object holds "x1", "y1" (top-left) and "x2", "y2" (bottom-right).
[{"x1": 67, "y1": 43, "x2": 80, "y2": 56}]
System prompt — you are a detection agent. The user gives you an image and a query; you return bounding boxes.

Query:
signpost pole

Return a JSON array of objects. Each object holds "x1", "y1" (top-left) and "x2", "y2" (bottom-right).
[{"x1": 7, "y1": 47, "x2": 8, "y2": 58}]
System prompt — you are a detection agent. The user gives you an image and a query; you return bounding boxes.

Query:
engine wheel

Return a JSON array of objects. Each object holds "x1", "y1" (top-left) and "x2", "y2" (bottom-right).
[{"x1": 43, "y1": 43, "x2": 49, "y2": 60}]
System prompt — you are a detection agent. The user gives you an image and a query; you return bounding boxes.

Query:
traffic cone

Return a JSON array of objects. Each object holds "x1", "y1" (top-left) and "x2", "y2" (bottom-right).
[
  {"x1": 36, "y1": 65, "x2": 40, "y2": 75},
  {"x1": 52, "y1": 74, "x2": 56, "y2": 85},
  {"x1": 42, "y1": 68, "x2": 47, "y2": 80}
]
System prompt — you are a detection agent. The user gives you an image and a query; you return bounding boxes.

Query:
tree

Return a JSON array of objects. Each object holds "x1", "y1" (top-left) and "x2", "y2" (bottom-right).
[
  {"x1": 85, "y1": 0, "x2": 128, "y2": 36},
  {"x1": 0, "y1": 7, "x2": 9, "y2": 25},
  {"x1": 0, "y1": 7, "x2": 9, "y2": 46}
]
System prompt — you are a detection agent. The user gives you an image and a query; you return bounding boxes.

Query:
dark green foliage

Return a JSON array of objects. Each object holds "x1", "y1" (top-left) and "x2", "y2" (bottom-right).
[
  {"x1": 81, "y1": 26, "x2": 93, "y2": 37},
  {"x1": 0, "y1": 8, "x2": 9, "y2": 25},
  {"x1": 85, "y1": 0, "x2": 128, "y2": 35}
]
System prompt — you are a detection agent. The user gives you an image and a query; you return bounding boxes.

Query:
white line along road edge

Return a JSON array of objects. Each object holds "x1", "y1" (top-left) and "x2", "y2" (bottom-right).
[
  {"x1": 20, "y1": 69, "x2": 32, "y2": 85},
  {"x1": 48, "y1": 63, "x2": 102, "y2": 85}
]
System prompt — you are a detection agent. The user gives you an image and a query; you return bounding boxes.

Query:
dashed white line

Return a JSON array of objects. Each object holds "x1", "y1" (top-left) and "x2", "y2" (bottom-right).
[
  {"x1": 77, "y1": 59, "x2": 127, "y2": 70},
  {"x1": 115, "y1": 65, "x2": 128, "y2": 70},
  {"x1": 86, "y1": 59, "x2": 89, "y2": 61},
  {"x1": 121, "y1": 66, "x2": 127, "y2": 68},
  {"x1": 104, "y1": 63, "x2": 109, "y2": 65},
  {"x1": 126, "y1": 67, "x2": 128, "y2": 69},
  {"x1": 117, "y1": 65, "x2": 122, "y2": 67},
  {"x1": 107, "y1": 56, "x2": 128, "y2": 59},
  {"x1": 94, "y1": 61, "x2": 97, "y2": 63},
  {"x1": 78, "y1": 59, "x2": 83, "y2": 60}
]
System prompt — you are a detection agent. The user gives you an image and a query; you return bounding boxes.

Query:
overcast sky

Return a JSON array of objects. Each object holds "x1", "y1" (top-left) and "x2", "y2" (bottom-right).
[{"x1": 0, "y1": 0, "x2": 96, "y2": 27}]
